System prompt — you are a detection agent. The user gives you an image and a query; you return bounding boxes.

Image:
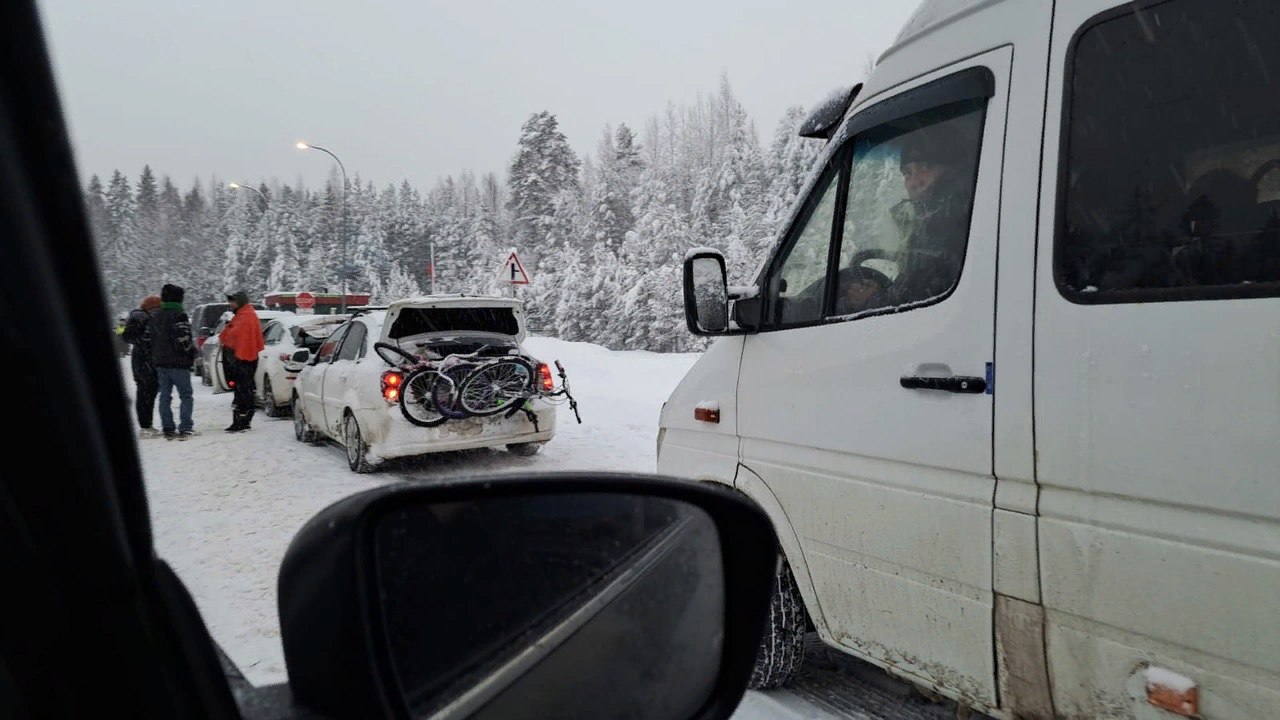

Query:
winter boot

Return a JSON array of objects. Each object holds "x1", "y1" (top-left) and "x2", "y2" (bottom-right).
[
  {"x1": 225, "y1": 412, "x2": 247, "y2": 433},
  {"x1": 241, "y1": 409, "x2": 255, "y2": 430}
]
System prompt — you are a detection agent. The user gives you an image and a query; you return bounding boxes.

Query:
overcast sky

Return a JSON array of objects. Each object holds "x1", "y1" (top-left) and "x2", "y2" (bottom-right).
[{"x1": 37, "y1": 1, "x2": 917, "y2": 192}]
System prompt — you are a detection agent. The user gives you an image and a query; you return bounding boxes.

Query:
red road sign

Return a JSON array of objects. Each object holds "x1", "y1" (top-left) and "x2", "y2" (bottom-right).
[
  {"x1": 295, "y1": 291, "x2": 316, "y2": 310},
  {"x1": 502, "y1": 252, "x2": 530, "y2": 284}
]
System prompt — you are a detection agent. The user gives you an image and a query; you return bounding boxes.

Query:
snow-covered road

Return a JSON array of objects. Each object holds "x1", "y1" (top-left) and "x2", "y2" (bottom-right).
[{"x1": 127, "y1": 336, "x2": 947, "y2": 720}]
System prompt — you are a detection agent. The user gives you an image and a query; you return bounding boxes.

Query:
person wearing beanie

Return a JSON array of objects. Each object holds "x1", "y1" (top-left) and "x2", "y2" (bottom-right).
[
  {"x1": 121, "y1": 294, "x2": 163, "y2": 436},
  {"x1": 148, "y1": 283, "x2": 198, "y2": 439},
  {"x1": 218, "y1": 290, "x2": 264, "y2": 432}
]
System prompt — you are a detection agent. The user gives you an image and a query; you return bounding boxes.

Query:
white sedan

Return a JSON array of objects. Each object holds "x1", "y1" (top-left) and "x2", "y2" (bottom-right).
[
  {"x1": 254, "y1": 313, "x2": 352, "y2": 417},
  {"x1": 291, "y1": 296, "x2": 556, "y2": 473}
]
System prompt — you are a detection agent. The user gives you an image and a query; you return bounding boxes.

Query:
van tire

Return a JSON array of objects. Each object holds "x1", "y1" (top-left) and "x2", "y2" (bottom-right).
[{"x1": 748, "y1": 555, "x2": 807, "y2": 690}]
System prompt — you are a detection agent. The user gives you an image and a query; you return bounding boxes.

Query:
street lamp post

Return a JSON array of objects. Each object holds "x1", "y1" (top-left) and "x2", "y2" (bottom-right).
[
  {"x1": 228, "y1": 182, "x2": 269, "y2": 204},
  {"x1": 296, "y1": 141, "x2": 349, "y2": 314}
]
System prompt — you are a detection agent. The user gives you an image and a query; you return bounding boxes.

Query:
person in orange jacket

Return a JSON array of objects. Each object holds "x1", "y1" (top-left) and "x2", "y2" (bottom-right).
[{"x1": 218, "y1": 290, "x2": 265, "y2": 432}]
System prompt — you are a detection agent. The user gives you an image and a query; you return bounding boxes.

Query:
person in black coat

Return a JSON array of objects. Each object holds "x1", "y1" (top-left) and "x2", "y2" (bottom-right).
[
  {"x1": 149, "y1": 283, "x2": 198, "y2": 439},
  {"x1": 121, "y1": 294, "x2": 162, "y2": 437}
]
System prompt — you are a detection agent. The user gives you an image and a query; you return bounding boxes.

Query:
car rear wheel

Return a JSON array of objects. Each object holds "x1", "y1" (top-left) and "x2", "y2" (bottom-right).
[
  {"x1": 343, "y1": 412, "x2": 375, "y2": 474},
  {"x1": 293, "y1": 394, "x2": 318, "y2": 444},
  {"x1": 262, "y1": 377, "x2": 281, "y2": 418}
]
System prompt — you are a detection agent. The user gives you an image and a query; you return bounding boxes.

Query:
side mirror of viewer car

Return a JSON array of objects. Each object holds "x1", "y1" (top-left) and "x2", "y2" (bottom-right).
[{"x1": 278, "y1": 472, "x2": 775, "y2": 720}]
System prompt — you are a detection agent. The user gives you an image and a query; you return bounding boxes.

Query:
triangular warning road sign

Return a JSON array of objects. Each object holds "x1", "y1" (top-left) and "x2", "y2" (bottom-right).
[{"x1": 501, "y1": 251, "x2": 531, "y2": 285}]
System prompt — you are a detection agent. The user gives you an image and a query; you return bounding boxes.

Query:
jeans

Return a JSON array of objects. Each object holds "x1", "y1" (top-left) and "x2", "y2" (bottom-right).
[{"x1": 157, "y1": 367, "x2": 194, "y2": 433}]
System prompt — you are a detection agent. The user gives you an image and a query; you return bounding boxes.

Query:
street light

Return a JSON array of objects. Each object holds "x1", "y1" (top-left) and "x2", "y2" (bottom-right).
[
  {"x1": 228, "y1": 182, "x2": 269, "y2": 203},
  {"x1": 296, "y1": 140, "x2": 350, "y2": 313}
]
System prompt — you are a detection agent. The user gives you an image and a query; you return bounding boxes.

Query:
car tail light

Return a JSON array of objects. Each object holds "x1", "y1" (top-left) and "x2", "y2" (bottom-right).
[
  {"x1": 538, "y1": 363, "x2": 554, "y2": 392},
  {"x1": 196, "y1": 336, "x2": 206, "y2": 349},
  {"x1": 279, "y1": 353, "x2": 293, "y2": 362},
  {"x1": 381, "y1": 370, "x2": 403, "y2": 403}
]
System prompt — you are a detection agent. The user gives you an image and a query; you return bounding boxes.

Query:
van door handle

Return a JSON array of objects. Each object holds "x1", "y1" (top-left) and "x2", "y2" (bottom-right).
[{"x1": 900, "y1": 375, "x2": 987, "y2": 394}]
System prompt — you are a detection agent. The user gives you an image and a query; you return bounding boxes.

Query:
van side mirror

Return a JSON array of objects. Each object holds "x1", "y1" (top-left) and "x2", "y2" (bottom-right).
[
  {"x1": 798, "y1": 83, "x2": 862, "y2": 141},
  {"x1": 683, "y1": 251, "x2": 730, "y2": 335},
  {"x1": 278, "y1": 473, "x2": 775, "y2": 720}
]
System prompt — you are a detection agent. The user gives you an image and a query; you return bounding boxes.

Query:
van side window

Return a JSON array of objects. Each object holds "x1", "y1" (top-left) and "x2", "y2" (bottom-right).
[
  {"x1": 1057, "y1": 0, "x2": 1280, "y2": 301},
  {"x1": 767, "y1": 164, "x2": 844, "y2": 325},
  {"x1": 834, "y1": 101, "x2": 986, "y2": 315}
]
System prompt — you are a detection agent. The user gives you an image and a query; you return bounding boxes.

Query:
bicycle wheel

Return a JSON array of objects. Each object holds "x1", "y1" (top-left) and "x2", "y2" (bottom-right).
[
  {"x1": 457, "y1": 358, "x2": 535, "y2": 417},
  {"x1": 399, "y1": 368, "x2": 447, "y2": 427},
  {"x1": 431, "y1": 364, "x2": 476, "y2": 419},
  {"x1": 374, "y1": 341, "x2": 419, "y2": 367}
]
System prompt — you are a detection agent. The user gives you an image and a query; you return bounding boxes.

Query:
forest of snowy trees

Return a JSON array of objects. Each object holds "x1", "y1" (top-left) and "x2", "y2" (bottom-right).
[{"x1": 87, "y1": 76, "x2": 826, "y2": 352}]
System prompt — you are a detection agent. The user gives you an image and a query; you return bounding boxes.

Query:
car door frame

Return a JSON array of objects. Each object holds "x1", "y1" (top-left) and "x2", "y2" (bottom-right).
[
  {"x1": 321, "y1": 318, "x2": 369, "y2": 434},
  {"x1": 301, "y1": 321, "x2": 350, "y2": 438}
]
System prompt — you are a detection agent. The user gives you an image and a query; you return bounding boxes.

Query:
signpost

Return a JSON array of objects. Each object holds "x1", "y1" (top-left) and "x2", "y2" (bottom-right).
[
  {"x1": 501, "y1": 251, "x2": 530, "y2": 298},
  {"x1": 295, "y1": 291, "x2": 315, "y2": 314}
]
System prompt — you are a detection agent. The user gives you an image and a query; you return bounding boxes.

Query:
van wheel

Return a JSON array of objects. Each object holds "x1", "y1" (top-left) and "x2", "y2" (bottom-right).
[
  {"x1": 261, "y1": 378, "x2": 281, "y2": 418},
  {"x1": 748, "y1": 555, "x2": 808, "y2": 690},
  {"x1": 507, "y1": 442, "x2": 543, "y2": 457},
  {"x1": 343, "y1": 412, "x2": 375, "y2": 474}
]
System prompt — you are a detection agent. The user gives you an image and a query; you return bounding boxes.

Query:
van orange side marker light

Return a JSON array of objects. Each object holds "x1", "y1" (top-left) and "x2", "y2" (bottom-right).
[
  {"x1": 694, "y1": 403, "x2": 720, "y2": 424},
  {"x1": 1146, "y1": 667, "x2": 1198, "y2": 718}
]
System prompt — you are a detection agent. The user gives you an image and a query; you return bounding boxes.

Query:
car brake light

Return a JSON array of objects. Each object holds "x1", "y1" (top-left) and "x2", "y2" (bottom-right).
[
  {"x1": 381, "y1": 370, "x2": 403, "y2": 403},
  {"x1": 538, "y1": 363, "x2": 554, "y2": 392},
  {"x1": 279, "y1": 353, "x2": 292, "y2": 362},
  {"x1": 196, "y1": 336, "x2": 206, "y2": 349}
]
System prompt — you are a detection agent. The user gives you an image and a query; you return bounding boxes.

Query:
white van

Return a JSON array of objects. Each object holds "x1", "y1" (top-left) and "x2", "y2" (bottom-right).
[{"x1": 658, "y1": 1, "x2": 1279, "y2": 718}]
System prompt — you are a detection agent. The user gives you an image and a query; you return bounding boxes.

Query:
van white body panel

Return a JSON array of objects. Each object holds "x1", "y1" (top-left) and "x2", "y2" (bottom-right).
[
  {"x1": 1031, "y1": 1, "x2": 1280, "y2": 715},
  {"x1": 656, "y1": 336, "x2": 743, "y2": 484},
  {"x1": 659, "y1": 0, "x2": 1280, "y2": 715}
]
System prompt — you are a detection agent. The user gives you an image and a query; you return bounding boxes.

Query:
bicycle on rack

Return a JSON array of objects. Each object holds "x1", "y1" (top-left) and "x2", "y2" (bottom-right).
[
  {"x1": 373, "y1": 341, "x2": 532, "y2": 428},
  {"x1": 455, "y1": 357, "x2": 581, "y2": 432}
]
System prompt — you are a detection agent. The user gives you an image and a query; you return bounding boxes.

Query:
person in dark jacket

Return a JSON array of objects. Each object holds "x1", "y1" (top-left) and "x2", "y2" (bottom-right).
[
  {"x1": 218, "y1": 290, "x2": 264, "y2": 433},
  {"x1": 149, "y1": 283, "x2": 198, "y2": 439},
  {"x1": 121, "y1": 294, "x2": 162, "y2": 437}
]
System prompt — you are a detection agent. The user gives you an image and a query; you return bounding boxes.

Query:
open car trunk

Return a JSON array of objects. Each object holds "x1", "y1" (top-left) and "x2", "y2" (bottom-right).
[{"x1": 381, "y1": 297, "x2": 528, "y2": 361}]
